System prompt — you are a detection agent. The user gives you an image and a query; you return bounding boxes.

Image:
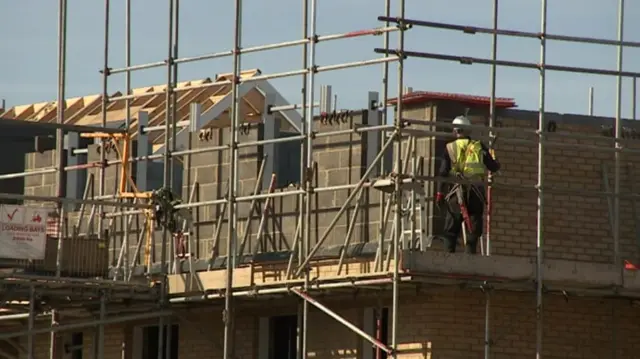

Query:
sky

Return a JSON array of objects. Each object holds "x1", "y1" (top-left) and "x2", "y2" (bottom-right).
[{"x1": 1, "y1": 0, "x2": 640, "y2": 119}]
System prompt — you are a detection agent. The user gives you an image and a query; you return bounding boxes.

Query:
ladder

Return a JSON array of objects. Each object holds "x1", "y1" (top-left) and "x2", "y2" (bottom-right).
[{"x1": 388, "y1": 187, "x2": 430, "y2": 251}]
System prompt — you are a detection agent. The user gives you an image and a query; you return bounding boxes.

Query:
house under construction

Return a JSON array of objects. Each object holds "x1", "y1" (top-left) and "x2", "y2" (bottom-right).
[{"x1": 1, "y1": 1, "x2": 640, "y2": 359}]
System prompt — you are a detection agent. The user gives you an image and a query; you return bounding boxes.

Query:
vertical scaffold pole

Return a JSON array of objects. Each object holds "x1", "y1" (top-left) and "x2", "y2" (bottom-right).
[
  {"x1": 381, "y1": 0, "x2": 390, "y2": 130},
  {"x1": 296, "y1": 2, "x2": 308, "y2": 359},
  {"x1": 99, "y1": 0, "x2": 110, "y2": 242},
  {"x1": 52, "y1": 2, "x2": 67, "y2": 358},
  {"x1": 158, "y1": 0, "x2": 175, "y2": 357},
  {"x1": 484, "y1": 283, "x2": 491, "y2": 359},
  {"x1": 377, "y1": 0, "x2": 391, "y2": 273},
  {"x1": 486, "y1": 0, "x2": 498, "y2": 257},
  {"x1": 484, "y1": 1, "x2": 499, "y2": 358},
  {"x1": 171, "y1": 0, "x2": 180, "y2": 203},
  {"x1": 165, "y1": 1, "x2": 179, "y2": 350},
  {"x1": 633, "y1": 77, "x2": 637, "y2": 120},
  {"x1": 297, "y1": 0, "x2": 311, "y2": 358},
  {"x1": 613, "y1": 0, "x2": 624, "y2": 273},
  {"x1": 535, "y1": 0, "x2": 548, "y2": 358},
  {"x1": 168, "y1": 0, "x2": 180, "y2": 274},
  {"x1": 303, "y1": 0, "x2": 318, "y2": 358},
  {"x1": 55, "y1": 0, "x2": 68, "y2": 277},
  {"x1": 224, "y1": 0, "x2": 242, "y2": 357},
  {"x1": 122, "y1": 0, "x2": 132, "y2": 281},
  {"x1": 391, "y1": 0, "x2": 406, "y2": 358},
  {"x1": 28, "y1": 285, "x2": 35, "y2": 359},
  {"x1": 49, "y1": 312, "x2": 58, "y2": 359},
  {"x1": 97, "y1": 293, "x2": 106, "y2": 359}
]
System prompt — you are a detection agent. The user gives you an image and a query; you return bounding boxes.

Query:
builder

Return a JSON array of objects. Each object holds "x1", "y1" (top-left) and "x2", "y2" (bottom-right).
[{"x1": 435, "y1": 115, "x2": 500, "y2": 254}]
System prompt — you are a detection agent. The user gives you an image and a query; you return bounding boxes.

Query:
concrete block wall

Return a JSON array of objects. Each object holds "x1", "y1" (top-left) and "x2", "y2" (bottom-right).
[
  {"x1": 304, "y1": 110, "x2": 381, "y2": 249},
  {"x1": 31, "y1": 103, "x2": 444, "y2": 268},
  {"x1": 17, "y1": 108, "x2": 388, "y2": 269},
  {"x1": 179, "y1": 110, "x2": 385, "y2": 259},
  {"x1": 415, "y1": 101, "x2": 640, "y2": 264},
  {"x1": 23, "y1": 141, "x2": 129, "y2": 205},
  {"x1": 86, "y1": 141, "x2": 140, "y2": 198},
  {"x1": 183, "y1": 121, "x2": 265, "y2": 258},
  {"x1": 78, "y1": 142, "x2": 137, "y2": 264},
  {"x1": 24, "y1": 150, "x2": 57, "y2": 206},
  {"x1": 23, "y1": 291, "x2": 640, "y2": 359}
]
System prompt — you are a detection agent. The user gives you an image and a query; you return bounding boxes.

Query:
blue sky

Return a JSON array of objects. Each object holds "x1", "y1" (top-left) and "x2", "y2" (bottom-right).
[{"x1": 2, "y1": 0, "x2": 640, "y2": 119}]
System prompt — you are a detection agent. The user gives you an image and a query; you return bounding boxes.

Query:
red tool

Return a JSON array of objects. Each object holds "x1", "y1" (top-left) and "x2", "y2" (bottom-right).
[{"x1": 454, "y1": 184, "x2": 474, "y2": 232}]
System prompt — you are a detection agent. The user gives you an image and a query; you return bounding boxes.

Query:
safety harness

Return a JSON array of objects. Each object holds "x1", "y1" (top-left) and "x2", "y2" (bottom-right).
[
  {"x1": 446, "y1": 138, "x2": 486, "y2": 180},
  {"x1": 444, "y1": 138, "x2": 487, "y2": 231}
]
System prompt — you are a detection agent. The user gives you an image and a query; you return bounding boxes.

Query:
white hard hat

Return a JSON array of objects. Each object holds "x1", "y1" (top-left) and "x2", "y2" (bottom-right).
[{"x1": 452, "y1": 115, "x2": 471, "y2": 127}]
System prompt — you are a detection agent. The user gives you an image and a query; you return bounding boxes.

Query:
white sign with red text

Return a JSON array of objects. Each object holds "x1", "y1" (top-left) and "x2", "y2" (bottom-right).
[{"x1": 0, "y1": 205, "x2": 48, "y2": 260}]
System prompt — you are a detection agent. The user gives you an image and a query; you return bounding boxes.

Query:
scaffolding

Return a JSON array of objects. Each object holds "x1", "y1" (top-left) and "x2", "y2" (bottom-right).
[{"x1": 0, "y1": 0, "x2": 639, "y2": 358}]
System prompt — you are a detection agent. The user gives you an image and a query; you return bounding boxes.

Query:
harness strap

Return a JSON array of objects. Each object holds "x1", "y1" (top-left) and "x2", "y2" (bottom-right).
[{"x1": 445, "y1": 176, "x2": 487, "y2": 206}]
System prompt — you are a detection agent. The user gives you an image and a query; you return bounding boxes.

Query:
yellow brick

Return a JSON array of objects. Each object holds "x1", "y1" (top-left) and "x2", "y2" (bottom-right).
[{"x1": 17, "y1": 289, "x2": 640, "y2": 359}]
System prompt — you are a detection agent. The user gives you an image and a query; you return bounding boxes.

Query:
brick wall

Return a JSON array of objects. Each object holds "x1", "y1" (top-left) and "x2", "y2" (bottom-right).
[
  {"x1": 410, "y1": 101, "x2": 640, "y2": 264},
  {"x1": 22, "y1": 290, "x2": 640, "y2": 359},
  {"x1": 21, "y1": 325, "x2": 123, "y2": 359},
  {"x1": 392, "y1": 289, "x2": 640, "y2": 358},
  {"x1": 488, "y1": 110, "x2": 640, "y2": 264}
]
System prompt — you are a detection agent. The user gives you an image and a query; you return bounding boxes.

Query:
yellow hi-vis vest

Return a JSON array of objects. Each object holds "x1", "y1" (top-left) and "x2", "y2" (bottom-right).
[{"x1": 446, "y1": 138, "x2": 486, "y2": 180}]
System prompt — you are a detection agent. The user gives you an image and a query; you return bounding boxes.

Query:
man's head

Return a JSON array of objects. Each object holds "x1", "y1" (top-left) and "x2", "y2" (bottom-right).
[{"x1": 452, "y1": 115, "x2": 471, "y2": 137}]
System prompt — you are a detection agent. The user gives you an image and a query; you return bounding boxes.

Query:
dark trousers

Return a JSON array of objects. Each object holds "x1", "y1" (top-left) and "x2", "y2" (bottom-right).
[{"x1": 442, "y1": 186, "x2": 485, "y2": 254}]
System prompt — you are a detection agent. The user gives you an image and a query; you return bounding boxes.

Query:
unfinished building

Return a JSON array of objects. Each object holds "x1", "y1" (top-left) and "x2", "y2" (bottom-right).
[{"x1": 1, "y1": 1, "x2": 640, "y2": 359}]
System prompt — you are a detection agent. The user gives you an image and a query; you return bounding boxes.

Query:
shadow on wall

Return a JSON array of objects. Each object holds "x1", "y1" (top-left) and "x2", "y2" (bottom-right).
[
  {"x1": 0, "y1": 139, "x2": 35, "y2": 204},
  {"x1": 148, "y1": 159, "x2": 183, "y2": 196}
]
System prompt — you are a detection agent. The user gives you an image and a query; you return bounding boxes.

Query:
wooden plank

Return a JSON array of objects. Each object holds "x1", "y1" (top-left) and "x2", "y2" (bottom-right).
[{"x1": 167, "y1": 258, "x2": 383, "y2": 294}]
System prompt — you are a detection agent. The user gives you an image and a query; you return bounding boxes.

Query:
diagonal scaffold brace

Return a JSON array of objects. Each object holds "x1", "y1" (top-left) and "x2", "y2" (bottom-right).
[{"x1": 289, "y1": 288, "x2": 394, "y2": 355}]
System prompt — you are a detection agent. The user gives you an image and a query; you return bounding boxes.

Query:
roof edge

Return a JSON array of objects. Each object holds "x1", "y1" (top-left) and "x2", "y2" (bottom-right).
[{"x1": 388, "y1": 91, "x2": 517, "y2": 109}]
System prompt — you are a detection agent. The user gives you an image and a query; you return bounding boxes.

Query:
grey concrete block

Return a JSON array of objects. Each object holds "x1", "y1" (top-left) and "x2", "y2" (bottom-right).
[
  {"x1": 191, "y1": 151, "x2": 225, "y2": 168},
  {"x1": 25, "y1": 174, "x2": 44, "y2": 187},
  {"x1": 32, "y1": 185, "x2": 55, "y2": 197},
  {"x1": 33, "y1": 150, "x2": 56, "y2": 168},
  {"x1": 542, "y1": 259, "x2": 622, "y2": 287},
  {"x1": 339, "y1": 148, "x2": 364, "y2": 168},
  {"x1": 313, "y1": 191, "x2": 337, "y2": 210},
  {"x1": 314, "y1": 151, "x2": 342, "y2": 170}
]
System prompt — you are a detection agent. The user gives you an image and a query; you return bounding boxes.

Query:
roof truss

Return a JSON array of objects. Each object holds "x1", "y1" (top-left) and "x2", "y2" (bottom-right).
[{"x1": 153, "y1": 80, "x2": 301, "y2": 155}]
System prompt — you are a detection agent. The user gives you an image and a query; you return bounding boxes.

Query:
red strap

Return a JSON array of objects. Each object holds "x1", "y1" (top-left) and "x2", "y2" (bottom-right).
[
  {"x1": 459, "y1": 204, "x2": 474, "y2": 232},
  {"x1": 625, "y1": 260, "x2": 638, "y2": 270}
]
